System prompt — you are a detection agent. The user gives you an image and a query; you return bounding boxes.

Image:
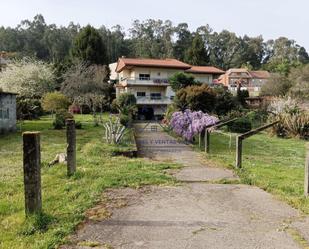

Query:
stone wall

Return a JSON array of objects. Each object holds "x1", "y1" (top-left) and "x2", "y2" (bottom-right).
[{"x1": 0, "y1": 93, "x2": 17, "y2": 133}]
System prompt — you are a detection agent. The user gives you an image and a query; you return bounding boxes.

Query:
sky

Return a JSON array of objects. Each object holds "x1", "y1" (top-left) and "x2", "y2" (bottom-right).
[{"x1": 1, "y1": 0, "x2": 308, "y2": 50}]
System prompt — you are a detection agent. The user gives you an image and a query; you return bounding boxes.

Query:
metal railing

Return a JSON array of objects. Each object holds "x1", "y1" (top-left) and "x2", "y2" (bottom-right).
[
  {"x1": 136, "y1": 95, "x2": 173, "y2": 105},
  {"x1": 123, "y1": 77, "x2": 170, "y2": 85}
]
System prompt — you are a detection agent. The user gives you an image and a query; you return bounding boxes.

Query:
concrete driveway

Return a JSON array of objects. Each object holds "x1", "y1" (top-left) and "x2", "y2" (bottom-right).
[{"x1": 62, "y1": 122, "x2": 308, "y2": 249}]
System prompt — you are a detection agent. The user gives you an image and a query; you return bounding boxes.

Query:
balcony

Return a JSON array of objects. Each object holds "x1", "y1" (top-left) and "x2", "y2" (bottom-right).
[
  {"x1": 123, "y1": 77, "x2": 170, "y2": 86},
  {"x1": 136, "y1": 95, "x2": 173, "y2": 105}
]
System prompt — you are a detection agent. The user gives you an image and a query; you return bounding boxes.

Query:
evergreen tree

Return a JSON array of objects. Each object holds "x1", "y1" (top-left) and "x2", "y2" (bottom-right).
[
  {"x1": 184, "y1": 33, "x2": 208, "y2": 65},
  {"x1": 71, "y1": 25, "x2": 107, "y2": 65}
]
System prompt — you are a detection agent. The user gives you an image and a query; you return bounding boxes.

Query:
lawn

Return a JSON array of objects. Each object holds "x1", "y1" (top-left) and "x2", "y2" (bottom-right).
[
  {"x1": 0, "y1": 114, "x2": 179, "y2": 249},
  {"x1": 194, "y1": 131, "x2": 309, "y2": 213}
]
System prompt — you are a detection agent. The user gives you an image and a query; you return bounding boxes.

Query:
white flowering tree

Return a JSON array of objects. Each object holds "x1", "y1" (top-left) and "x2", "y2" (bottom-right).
[{"x1": 0, "y1": 58, "x2": 55, "y2": 98}]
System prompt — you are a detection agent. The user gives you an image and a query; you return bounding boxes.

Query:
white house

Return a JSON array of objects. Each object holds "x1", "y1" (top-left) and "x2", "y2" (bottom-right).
[{"x1": 112, "y1": 57, "x2": 224, "y2": 120}]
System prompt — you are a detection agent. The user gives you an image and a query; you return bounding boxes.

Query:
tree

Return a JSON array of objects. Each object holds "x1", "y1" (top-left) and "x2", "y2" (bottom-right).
[
  {"x1": 42, "y1": 92, "x2": 71, "y2": 113},
  {"x1": 71, "y1": 25, "x2": 107, "y2": 65},
  {"x1": 174, "y1": 84, "x2": 216, "y2": 113},
  {"x1": 173, "y1": 23, "x2": 192, "y2": 61},
  {"x1": 129, "y1": 19, "x2": 174, "y2": 58},
  {"x1": 0, "y1": 58, "x2": 55, "y2": 98},
  {"x1": 61, "y1": 62, "x2": 112, "y2": 115},
  {"x1": 112, "y1": 93, "x2": 137, "y2": 127},
  {"x1": 169, "y1": 72, "x2": 199, "y2": 92},
  {"x1": 184, "y1": 33, "x2": 209, "y2": 65},
  {"x1": 288, "y1": 64, "x2": 309, "y2": 100},
  {"x1": 260, "y1": 74, "x2": 292, "y2": 97}
]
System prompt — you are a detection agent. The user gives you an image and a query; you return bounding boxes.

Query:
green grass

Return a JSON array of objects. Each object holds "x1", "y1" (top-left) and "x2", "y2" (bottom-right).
[
  {"x1": 0, "y1": 114, "x2": 179, "y2": 249},
  {"x1": 194, "y1": 131, "x2": 309, "y2": 213}
]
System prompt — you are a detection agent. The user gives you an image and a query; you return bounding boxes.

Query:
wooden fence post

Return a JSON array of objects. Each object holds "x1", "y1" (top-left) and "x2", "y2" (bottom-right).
[
  {"x1": 66, "y1": 119, "x2": 76, "y2": 176},
  {"x1": 23, "y1": 132, "x2": 42, "y2": 215},
  {"x1": 205, "y1": 129, "x2": 210, "y2": 153},
  {"x1": 305, "y1": 145, "x2": 309, "y2": 197},
  {"x1": 236, "y1": 136, "x2": 243, "y2": 168}
]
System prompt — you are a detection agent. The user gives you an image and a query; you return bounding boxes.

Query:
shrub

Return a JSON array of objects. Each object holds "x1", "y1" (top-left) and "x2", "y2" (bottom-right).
[
  {"x1": 227, "y1": 118, "x2": 252, "y2": 133},
  {"x1": 213, "y1": 86, "x2": 237, "y2": 115},
  {"x1": 174, "y1": 84, "x2": 216, "y2": 113},
  {"x1": 119, "y1": 114, "x2": 131, "y2": 127},
  {"x1": 170, "y1": 109, "x2": 218, "y2": 141},
  {"x1": 236, "y1": 89, "x2": 249, "y2": 106},
  {"x1": 52, "y1": 110, "x2": 73, "y2": 130},
  {"x1": 17, "y1": 97, "x2": 44, "y2": 120},
  {"x1": 75, "y1": 121, "x2": 82, "y2": 129},
  {"x1": 42, "y1": 92, "x2": 71, "y2": 114},
  {"x1": 268, "y1": 97, "x2": 309, "y2": 139},
  {"x1": 113, "y1": 93, "x2": 137, "y2": 126}
]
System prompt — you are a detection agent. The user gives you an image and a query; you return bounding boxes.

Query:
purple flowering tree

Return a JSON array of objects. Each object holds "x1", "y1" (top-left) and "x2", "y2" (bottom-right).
[{"x1": 170, "y1": 109, "x2": 219, "y2": 141}]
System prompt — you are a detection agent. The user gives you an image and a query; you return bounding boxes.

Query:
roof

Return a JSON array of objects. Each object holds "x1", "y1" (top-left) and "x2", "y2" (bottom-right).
[
  {"x1": 185, "y1": 66, "x2": 224, "y2": 74},
  {"x1": 249, "y1": 71, "x2": 271, "y2": 79},
  {"x1": 116, "y1": 58, "x2": 191, "y2": 72},
  {"x1": 0, "y1": 91, "x2": 18, "y2": 95}
]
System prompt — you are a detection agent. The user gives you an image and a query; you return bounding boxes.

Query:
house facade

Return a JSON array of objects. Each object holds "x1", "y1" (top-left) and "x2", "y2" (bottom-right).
[
  {"x1": 113, "y1": 58, "x2": 224, "y2": 120},
  {"x1": 218, "y1": 69, "x2": 270, "y2": 96},
  {"x1": 0, "y1": 92, "x2": 17, "y2": 133}
]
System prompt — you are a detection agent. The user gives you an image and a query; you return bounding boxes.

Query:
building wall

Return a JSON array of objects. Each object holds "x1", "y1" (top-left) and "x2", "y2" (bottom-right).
[
  {"x1": 0, "y1": 94, "x2": 17, "y2": 133},
  {"x1": 191, "y1": 73, "x2": 213, "y2": 84}
]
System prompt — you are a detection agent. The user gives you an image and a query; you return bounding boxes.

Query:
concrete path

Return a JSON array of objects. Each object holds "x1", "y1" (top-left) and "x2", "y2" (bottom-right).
[{"x1": 62, "y1": 122, "x2": 308, "y2": 249}]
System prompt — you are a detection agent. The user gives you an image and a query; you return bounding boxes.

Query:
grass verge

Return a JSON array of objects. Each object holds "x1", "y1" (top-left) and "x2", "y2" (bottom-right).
[
  {"x1": 194, "y1": 131, "x2": 309, "y2": 213},
  {"x1": 0, "y1": 115, "x2": 179, "y2": 249}
]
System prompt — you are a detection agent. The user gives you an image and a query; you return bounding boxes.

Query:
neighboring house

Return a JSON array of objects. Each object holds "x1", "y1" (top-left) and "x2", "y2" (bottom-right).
[
  {"x1": 113, "y1": 57, "x2": 224, "y2": 120},
  {"x1": 218, "y1": 69, "x2": 270, "y2": 96},
  {"x1": 185, "y1": 66, "x2": 224, "y2": 84},
  {"x1": 0, "y1": 92, "x2": 17, "y2": 133}
]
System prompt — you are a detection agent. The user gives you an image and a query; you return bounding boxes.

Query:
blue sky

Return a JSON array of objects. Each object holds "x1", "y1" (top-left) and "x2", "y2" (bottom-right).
[{"x1": 1, "y1": 0, "x2": 308, "y2": 50}]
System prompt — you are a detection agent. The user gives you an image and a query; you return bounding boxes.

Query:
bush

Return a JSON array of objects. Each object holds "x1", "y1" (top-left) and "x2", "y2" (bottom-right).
[
  {"x1": 227, "y1": 117, "x2": 252, "y2": 133},
  {"x1": 42, "y1": 92, "x2": 71, "y2": 114},
  {"x1": 75, "y1": 121, "x2": 82, "y2": 129},
  {"x1": 119, "y1": 114, "x2": 132, "y2": 127},
  {"x1": 17, "y1": 97, "x2": 44, "y2": 120},
  {"x1": 268, "y1": 97, "x2": 309, "y2": 139},
  {"x1": 52, "y1": 110, "x2": 73, "y2": 130},
  {"x1": 175, "y1": 84, "x2": 216, "y2": 113},
  {"x1": 213, "y1": 86, "x2": 237, "y2": 115},
  {"x1": 237, "y1": 89, "x2": 249, "y2": 106}
]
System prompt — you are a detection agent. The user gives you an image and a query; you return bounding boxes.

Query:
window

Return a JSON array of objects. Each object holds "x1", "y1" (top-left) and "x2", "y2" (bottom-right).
[
  {"x1": 150, "y1": 93, "x2": 161, "y2": 100},
  {"x1": 137, "y1": 92, "x2": 146, "y2": 97},
  {"x1": 170, "y1": 96, "x2": 175, "y2": 100},
  {"x1": 0, "y1": 109, "x2": 9, "y2": 119},
  {"x1": 139, "y1": 74, "x2": 150, "y2": 80}
]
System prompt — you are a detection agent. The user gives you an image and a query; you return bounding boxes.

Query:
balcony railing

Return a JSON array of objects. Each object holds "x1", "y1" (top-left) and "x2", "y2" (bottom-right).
[
  {"x1": 136, "y1": 95, "x2": 173, "y2": 105},
  {"x1": 122, "y1": 77, "x2": 170, "y2": 85}
]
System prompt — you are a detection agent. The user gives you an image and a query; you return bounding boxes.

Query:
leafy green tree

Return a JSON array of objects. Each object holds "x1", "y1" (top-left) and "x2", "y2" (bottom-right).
[
  {"x1": 288, "y1": 64, "x2": 309, "y2": 100},
  {"x1": 184, "y1": 33, "x2": 209, "y2": 65},
  {"x1": 129, "y1": 19, "x2": 174, "y2": 58},
  {"x1": 112, "y1": 93, "x2": 137, "y2": 127},
  {"x1": 175, "y1": 84, "x2": 216, "y2": 113},
  {"x1": 71, "y1": 25, "x2": 107, "y2": 65},
  {"x1": 169, "y1": 72, "x2": 199, "y2": 92},
  {"x1": 260, "y1": 74, "x2": 292, "y2": 97},
  {"x1": 213, "y1": 86, "x2": 237, "y2": 115},
  {"x1": 173, "y1": 23, "x2": 192, "y2": 61},
  {"x1": 42, "y1": 92, "x2": 71, "y2": 113}
]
